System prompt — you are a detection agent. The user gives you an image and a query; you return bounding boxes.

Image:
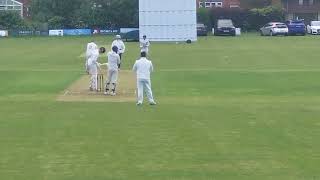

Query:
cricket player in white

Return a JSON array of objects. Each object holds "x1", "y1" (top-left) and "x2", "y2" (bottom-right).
[
  {"x1": 104, "y1": 46, "x2": 121, "y2": 96},
  {"x1": 140, "y1": 35, "x2": 150, "y2": 54},
  {"x1": 111, "y1": 35, "x2": 125, "y2": 67},
  {"x1": 85, "y1": 41, "x2": 98, "y2": 73},
  {"x1": 87, "y1": 47, "x2": 106, "y2": 91},
  {"x1": 132, "y1": 52, "x2": 156, "y2": 106}
]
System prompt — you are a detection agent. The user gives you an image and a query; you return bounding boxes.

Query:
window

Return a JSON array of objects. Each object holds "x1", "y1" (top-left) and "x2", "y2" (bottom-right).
[
  {"x1": 264, "y1": 23, "x2": 272, "y2": 27},
  {"x1": 13, "y1": 6, "x2": 21, "y2": 10},
  {"x1": 0, "y1": 0, "x2": 23, "y2": 17},
  {"x1": 216, "y1": 2, "x2": 223, "y2": 7},
  {"x1": 309, "y1": 0, "x2": 314, "y2": 5},
  {"x1": 299, "y1": 0, "x2": 303, "y2": 5},
  {"x1": 230, "y1": 5, "x2": 239, "y2": 8},
  {"x1": 299, "y1": 0, "x2": 311, "y2": 5},
  {"x1": 202, "y1": 1, "x2": 223, "y2": 8}
]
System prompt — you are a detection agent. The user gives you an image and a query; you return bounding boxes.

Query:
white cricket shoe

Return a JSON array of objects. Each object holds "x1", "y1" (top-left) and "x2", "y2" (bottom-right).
[
  {"x1": 150, "y1": 102, "x2": 157, "y2": 106},
  {"x1": 110, "y1": 92, "x2": 116, "y2": 96},
  {"x1": 104, "y1": 91, "x2": 110, "y2": 95}
]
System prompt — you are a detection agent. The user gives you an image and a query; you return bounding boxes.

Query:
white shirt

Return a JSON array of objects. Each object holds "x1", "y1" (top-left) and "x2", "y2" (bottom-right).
[
  {"x1": 87, "y1": 49, "x2": 99, "y2": 66},
  {"x1": 111, "y1": 40, "x2": 126, "y2": 54},
  {"x1": 140, "y1": 39, "x2": 150, "y2": 52},
  {"x1": 107, "y1": 51, "x2": 121, "y2": 70},
  {"x1": 132, "y1": 57, "x2": 154, "y2": 80},
  {"x1": 86, "y1": 42, "x2": 97, "y2": 59}
]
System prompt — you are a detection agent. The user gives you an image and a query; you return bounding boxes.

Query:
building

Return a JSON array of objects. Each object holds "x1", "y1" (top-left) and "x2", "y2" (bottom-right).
[
  {"x1": 197, "y1": 0, "x2": 241, "y2": 8},
  {"x1": 279, "y1": 0, "x2": 320, "y2": 22},
  {"x1": 0, "y1": 0, "x2": 23, "y2": 17},
  {"x1": 17, "y1": 0, "x2": 30, "y2": 18}
]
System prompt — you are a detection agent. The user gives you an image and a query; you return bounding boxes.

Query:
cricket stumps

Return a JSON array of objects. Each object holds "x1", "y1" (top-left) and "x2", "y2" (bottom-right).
[{"x1": 97, "y1": 74, "x2": 104, "y2": 92}]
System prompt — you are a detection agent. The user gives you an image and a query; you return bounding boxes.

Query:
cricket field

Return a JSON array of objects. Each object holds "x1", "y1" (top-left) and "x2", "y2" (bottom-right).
[{"x1": 0, "y1": 34, "x2": 320, "y2": 180}]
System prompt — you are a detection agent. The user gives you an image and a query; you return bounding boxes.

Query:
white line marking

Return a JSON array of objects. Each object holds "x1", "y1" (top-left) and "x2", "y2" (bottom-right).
[
  {"x1": 157, "y1": 68, "x2": 320, "y2": 73},
  {"x1": 3, "y1": 67, "x2": 320, "y2": 73},
  {"x1": 63, "y1": 91, "x2": 70, "y2": 96}
]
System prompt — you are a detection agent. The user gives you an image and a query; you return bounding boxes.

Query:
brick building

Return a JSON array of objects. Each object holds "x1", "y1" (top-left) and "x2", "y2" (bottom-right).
[
  {"x1": 17, "y1": 0, "x2": 30, "y2": 18},
  {"x1": 279, "y1": 0, "x2": 320, "y2": 22}
]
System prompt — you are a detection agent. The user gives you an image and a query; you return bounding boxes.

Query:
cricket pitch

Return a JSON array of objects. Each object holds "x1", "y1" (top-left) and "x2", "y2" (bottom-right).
[{"x1": 57, "y1": 70, "x2": 136, "y2": 102}]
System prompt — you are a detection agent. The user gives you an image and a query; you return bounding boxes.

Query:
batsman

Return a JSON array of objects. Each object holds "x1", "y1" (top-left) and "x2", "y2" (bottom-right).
[
  {"x1": 87, "y1": 47, "x2": 106, "y2": 91},
  {"x1": 104, "y1": 46, "x2": 121, "y2": 96}
]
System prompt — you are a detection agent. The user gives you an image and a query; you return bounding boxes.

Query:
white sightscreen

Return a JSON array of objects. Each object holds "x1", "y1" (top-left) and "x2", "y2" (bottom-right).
[{"x1": 139, "y1": 0, "x2": 197, "y2": 42}]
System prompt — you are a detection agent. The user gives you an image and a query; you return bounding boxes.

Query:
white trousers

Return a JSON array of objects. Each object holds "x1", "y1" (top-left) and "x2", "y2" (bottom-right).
[
  {"x1": 106, "y1": 69, "x2": 119, "y2": 92},
  {"x1": 88, "y1": 64, "x2": 98, "y2": 90},
  {"x1": 107, "y1": 69, "x2": 119, "y2": 84},
  {"x1": 85, "y1": 57, "x2": 89, "y2": 72},
  {"x1": 141, "y1": 48, "x2": 149, "y2": 54},
  {"x1": 137, "y1": 79, "x2": 155, "y2": 104}
]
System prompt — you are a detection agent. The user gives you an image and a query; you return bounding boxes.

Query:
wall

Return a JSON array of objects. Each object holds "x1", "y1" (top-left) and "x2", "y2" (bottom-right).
[{"x1": 224, "y1": 0, "x2": 240, "y2": 8}]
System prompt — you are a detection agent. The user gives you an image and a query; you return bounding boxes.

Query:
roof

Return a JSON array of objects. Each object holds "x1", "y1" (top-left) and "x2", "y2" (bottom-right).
[{"x1": 0, "y1": 0, "x2": 23, "y2": 5}]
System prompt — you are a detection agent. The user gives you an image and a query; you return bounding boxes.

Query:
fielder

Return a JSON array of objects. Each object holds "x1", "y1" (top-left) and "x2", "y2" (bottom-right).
[
  {"x1": 132, "y1": 52, "x2": 156, "y2": 106},
  {"x1": 87, "y1": 47, "x2": 106, "y2": 91},
  {"x1": 85, "y1": 40, "x2": 98, "y2": 73},
  {"x1": 140, "y1": 35, "x2": 150, "y2": 54},
  {"x1": 104, "y1": 46, "x2": 121, "y2": 96},
  {"x1": 111, "y1": 35, "x2": 125, "y2": 67}
]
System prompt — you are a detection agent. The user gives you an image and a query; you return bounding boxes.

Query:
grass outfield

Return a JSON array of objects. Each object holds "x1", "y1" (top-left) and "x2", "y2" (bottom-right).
[{"x1": 0, "y1": 34, "x2": 320, "y2": 180}]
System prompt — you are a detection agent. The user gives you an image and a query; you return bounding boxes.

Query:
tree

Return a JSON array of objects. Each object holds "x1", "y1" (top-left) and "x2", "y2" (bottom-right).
[
  {"x1": 248, "y1": 6, "x2": 285, "y2": 30},
  {"x1": 197, "y1": 8, "x2": 211, "y2": 28},
  {"x1": 30, "y1": 0, "x2": 85, "y2": 28},
  {"x1": 0, "y1": 11, "x2": 25, "y2": 29},
  {"x1": 30, "y1": 0, "x2": 139, "y2": 29},
  {"x1": 240, "y1": 0, "x2": 272, "y2": 9},
  {"x1": 48, "y1": 16, "x2": 65, "y2": 29},
  {"x1": 271, "y1": 0, "x2": 282, "y2": 7}
]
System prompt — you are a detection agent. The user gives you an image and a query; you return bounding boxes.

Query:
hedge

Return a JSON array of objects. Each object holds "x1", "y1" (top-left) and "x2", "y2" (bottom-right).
[{"x1": 197, "y1": 6, "x2": 285, "y2": 31}]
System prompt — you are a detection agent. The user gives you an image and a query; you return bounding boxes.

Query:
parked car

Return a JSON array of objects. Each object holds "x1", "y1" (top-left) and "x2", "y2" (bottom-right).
[
  {"x1": 214, "y1": 19, "x2": 236, "y2": 36},
  {"x1": 307, "y1": 21, "x2": 320, "y2": 35},
  {"x1": 197, "y1": 23, "x2": 208, "y2": 36},
  {"x1": 286, "y1": 20, "x2": 306, "y2": 36},
  {"x1": 122, "y1": 30, "x2": 139, "y2": 42},
  {"x1": 260, "y1": 22, "x2": 288, "y2": 36}
]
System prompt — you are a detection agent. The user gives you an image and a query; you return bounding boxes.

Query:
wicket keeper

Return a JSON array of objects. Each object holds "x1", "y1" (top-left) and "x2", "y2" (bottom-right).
[{"x1": 85, "y1": 40, "x2": 97, "y2": 73}]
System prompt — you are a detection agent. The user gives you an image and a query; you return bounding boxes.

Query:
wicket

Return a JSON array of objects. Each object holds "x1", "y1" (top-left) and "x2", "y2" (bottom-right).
[{"x1": 97, "y1": 74, "x2": 104, "y2": 92}]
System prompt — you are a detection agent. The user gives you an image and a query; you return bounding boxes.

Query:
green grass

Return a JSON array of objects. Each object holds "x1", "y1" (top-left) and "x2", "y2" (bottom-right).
[{"x1": 1, "y1": 34, "x2": 320, "y2": 180}]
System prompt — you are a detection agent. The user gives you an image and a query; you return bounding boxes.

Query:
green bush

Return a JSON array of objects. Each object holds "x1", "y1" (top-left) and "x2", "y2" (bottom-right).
[
  {"x1": 198, "y1": 6, "x2": 285, "y2": 31},
  {"x1": 48, "y1": 16, "x2": 65, "y2": 29},
  {"x1": 208, "y1": 8, "x2": 250, "y2": 30},
  {"x1": 197, "y1": 8, "x2": 212, "y2": 28},
  {"x1": 248, "y1": 6, "x2": 285, "y2": 30},
  {"x1": 0, "y1": 11, "x2": 24, "y2": 30}
]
